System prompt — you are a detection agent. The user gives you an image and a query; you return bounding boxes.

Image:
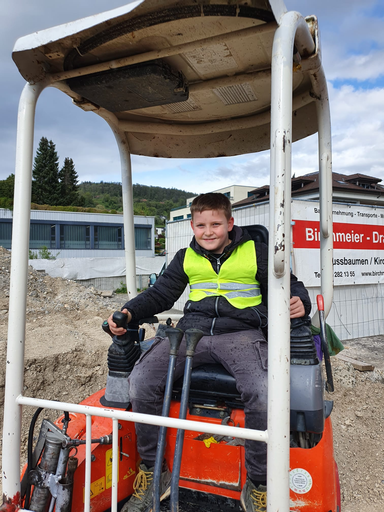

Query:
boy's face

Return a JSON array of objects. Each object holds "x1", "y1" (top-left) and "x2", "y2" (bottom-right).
[{"x1": 191, "y1": 209, "x2": 234, "y2": 254}]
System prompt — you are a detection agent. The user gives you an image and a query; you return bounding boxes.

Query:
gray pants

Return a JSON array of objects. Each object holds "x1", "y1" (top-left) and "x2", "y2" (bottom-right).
[{"x1": 129, "y1": 329, "x2": 268, "y2": 481}]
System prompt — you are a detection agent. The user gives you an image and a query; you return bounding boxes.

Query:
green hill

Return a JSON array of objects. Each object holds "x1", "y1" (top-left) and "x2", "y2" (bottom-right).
[
  {"x1": 0, "y1": 175, "x2": 196, "y2": 225},
  {"x1": 79, "y1": 182, "x2": 196, "y2": 224}
]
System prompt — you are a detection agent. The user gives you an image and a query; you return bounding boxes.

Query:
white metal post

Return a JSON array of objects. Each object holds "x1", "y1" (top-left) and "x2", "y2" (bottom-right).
[
  {"x1": 268, "y1": 11, "x2": 315, "y2": 511},
  {"x1": 84, "y1": 414, "x2": 92, "y2": 512},
  {"x1": 112, "y1": 418, "x2": 119, "y2": 511},
  {"x1": 118, "y1": 135, "x2": 137, "y2": 301},
  {"x1": 2, "y1": 80, "x2": 47, "y2": 502},
  {"x1": 310, "y1": 65, "x2": 334, "y2": 322},
  {"x1": 103, "y1": 116, "x2": 137, "y2": 300}
]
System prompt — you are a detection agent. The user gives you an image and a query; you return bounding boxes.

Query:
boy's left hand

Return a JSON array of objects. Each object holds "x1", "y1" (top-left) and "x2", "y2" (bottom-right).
[{"x1": 290, "y1": 296, "x2": 305, "y2": 318}]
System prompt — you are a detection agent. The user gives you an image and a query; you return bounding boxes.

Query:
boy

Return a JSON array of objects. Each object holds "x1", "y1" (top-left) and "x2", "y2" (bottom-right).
[{"x1": 108, "y1": 193, "x2": 311, "y2": 512}]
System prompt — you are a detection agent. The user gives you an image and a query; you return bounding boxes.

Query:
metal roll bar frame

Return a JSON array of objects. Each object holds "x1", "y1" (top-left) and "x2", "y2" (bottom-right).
[{"x1": 2, "y1": 7, "x2": 333, "y2": 512}]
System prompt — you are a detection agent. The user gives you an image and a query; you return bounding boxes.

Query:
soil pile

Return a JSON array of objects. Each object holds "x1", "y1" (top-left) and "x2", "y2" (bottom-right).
[
  {"x1": 331, "y1": 357, "x2": 384, "y2": 511},
  {"x1": 0, "y1": 246, "x2": 383, "y2": 511}
]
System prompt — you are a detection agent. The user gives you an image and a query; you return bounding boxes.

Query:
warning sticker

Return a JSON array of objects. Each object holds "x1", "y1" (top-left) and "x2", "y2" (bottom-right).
[
  {"x1": 289, "y1": 468, "x2": 313, "y2": 494},
  {"x1": 123, "y1": 467, "x2": 136, "y2": 480},
  {"x1": 106, "y1": 448, "x2": 119, "y2": 490},
  {"x1": 84, "y1": 476, "x2": 105, "y2": 501}
]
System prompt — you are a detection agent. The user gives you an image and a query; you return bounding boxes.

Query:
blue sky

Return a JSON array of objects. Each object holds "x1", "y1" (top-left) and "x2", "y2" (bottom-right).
[{"x1": 1, "y1": 0, "x2": 383, "y2": 194}]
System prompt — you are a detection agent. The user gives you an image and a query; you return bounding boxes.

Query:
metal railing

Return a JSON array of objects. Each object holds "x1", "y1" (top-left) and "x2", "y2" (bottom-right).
[{"x1": 18, "y1": 395, "x2": 267, "y2": 511}]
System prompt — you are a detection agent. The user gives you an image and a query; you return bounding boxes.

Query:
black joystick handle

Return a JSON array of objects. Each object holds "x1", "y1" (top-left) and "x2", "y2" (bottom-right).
[
  {"x1": 102, "y1": 311, "x2": 130, "y2": 339},
  {"x1": 103, "y1": 311, "x2": 141, "y2": 373},
  {"x1": 113, "y1": 311, "x2": 128, "y2": 328},
  {"x1": 184, "y1": 328, "x2": 204, "y2": 357},
  {"x1": 165, "y1": 328, "x2": 184, "y2": 356}
]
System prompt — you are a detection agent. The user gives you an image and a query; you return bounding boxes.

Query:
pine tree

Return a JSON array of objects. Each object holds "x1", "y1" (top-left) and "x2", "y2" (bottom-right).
[
  {"x1": 59, "y1": 157, "x2": 80, "y2": 205},
  {"x1": 32, "y1": 137, "x2": 61, "y2": 205}
]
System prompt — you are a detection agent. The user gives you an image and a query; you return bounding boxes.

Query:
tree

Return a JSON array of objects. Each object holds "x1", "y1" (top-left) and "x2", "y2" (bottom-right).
[
  {"x1": 81, "y1": 191, "x2": 96, "y2": 208},
  {"x1": 32, "y1": 137, "x2": 61, "y2": 205},
  {"x1": 0, "y1": 174, "x2": 15, "y2": 199},
  {"x1": 59, "y1": 157, "x2": 80, "y2": 205}
]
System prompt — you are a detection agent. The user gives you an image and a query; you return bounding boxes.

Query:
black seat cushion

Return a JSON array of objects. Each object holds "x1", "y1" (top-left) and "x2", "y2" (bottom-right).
[{"x1": 173, "y1": 364, "x2": 241, "y2": 403}]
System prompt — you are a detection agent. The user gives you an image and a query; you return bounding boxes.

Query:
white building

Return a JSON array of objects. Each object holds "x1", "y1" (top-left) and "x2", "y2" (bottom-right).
[
  {"x1": 0, "y1": 208, "x2": 155, "y2": 258},
  {"x1": 169, "y1": 185, "x2": 257, "y2": 221},
  {"x1": 0, "y1": 209, "x2": 162, "y2": 290}
]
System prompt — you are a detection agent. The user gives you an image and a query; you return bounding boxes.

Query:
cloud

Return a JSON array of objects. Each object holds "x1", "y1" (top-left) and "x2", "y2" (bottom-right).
[
  {"x1": 286, "y1": 0, "x2": 384, "y2": 82},
  {"x1": 330, "y1": 87, "x2": 384, "y2": 178},
  {"x1": 210, "y1": 153, "x2": 270, "y2": 186},
  {"x1": 289, "y1": 83, "x2": 384, "y2": 182},
  {"x1": 327, "y1": 50, "x2": 384, "y2": 82}
]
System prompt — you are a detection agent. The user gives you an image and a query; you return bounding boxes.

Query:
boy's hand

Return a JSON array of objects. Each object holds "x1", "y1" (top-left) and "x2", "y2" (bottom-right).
[
  {"x1": 107, "y1": 308, "x2": 132, "y2": 335},
  {"x1": 290, "y1": 296, "x2": 305, "y2": 318}
]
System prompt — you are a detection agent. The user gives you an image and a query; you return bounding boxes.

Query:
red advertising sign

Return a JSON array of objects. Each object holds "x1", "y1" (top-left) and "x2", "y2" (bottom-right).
[{"x1": 293, "y1": 220, "x2": 384, "y2": 250}]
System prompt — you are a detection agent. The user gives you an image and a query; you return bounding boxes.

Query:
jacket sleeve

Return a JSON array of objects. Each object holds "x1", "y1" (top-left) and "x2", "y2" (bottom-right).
[
  {"x1": 122, "y1": 248, "x2": 189, "y2": 322},
  {"x1": 290, "y1": 274, "x2": 312, "y2": 316},
  {"x1": 255, "y1": 241, "x2": 311, "y2": 317}
]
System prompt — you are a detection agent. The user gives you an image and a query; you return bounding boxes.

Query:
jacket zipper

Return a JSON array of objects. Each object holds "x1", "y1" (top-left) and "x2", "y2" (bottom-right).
[
  {"x1": 215, "y1": 254, "x2": 224, "y2": 272},
  {"x1": 210, "y1": 317, "x2": 217, "y2": 336},
  {"x1": 214, "y1": 296, "x2": 220, "y2": 317},
  {"x1": 210, "y1": 297, "x2": 220, "y2": 335},
  {"x1": 207, "y1": 253, "x2": 225, "y2": 335}
]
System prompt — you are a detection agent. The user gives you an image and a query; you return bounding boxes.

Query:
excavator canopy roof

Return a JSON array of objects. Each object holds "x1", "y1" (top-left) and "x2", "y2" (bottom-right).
[{"x1": 12, "y1": 0, "x2": 319, "y2": 159}]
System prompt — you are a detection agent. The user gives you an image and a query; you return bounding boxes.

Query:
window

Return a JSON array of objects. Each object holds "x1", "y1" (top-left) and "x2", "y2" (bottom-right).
[
  {"x1": 30, "y1": 223, "x2": 55, "y2": 249},
  {"x1": 60, "y1": 224, "x2": 90, "y2": 249},
  {"x1": 0, "y1": 222, "x2": 12, "y2": 249},
  {"x1": 187, "y1": 213, "x2": 192, "y2": 219},
  {"x1": 173, "y1": 215, "x2": 184, "y2": 221},
  {"x1": 223, "y1": 192, "x2": 231, "y2": 198},
  {"x1": 135, "y1": 226, "x2": 151, "y2": 250},
  {"x1": 94, "y1": 225, "x2": 122, "y2": 249}
]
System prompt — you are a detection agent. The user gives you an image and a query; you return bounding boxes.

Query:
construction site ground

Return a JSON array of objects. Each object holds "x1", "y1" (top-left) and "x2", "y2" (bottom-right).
[{"x1": 0, "y1": 246, "x2": 383, "y2": 511}]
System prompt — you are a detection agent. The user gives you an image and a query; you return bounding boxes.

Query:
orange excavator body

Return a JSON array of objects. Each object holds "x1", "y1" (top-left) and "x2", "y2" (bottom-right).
[{"x1": 34, "y1": 387, "x2": 341, "y2": 512}]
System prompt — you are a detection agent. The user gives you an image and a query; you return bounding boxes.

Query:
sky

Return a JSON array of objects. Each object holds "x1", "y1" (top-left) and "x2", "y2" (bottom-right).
[{"x1": 1, "y1": 0, "x2": 383, "y2": 195}]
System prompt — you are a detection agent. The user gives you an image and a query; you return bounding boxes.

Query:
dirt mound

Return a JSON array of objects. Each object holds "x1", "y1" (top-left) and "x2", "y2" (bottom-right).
[
  {"x1": 1, "y1": 245, "x2": 383, "y2": 510},
  {"x1": 0, "y1": 246, "x2": 157, "y2": 480}
]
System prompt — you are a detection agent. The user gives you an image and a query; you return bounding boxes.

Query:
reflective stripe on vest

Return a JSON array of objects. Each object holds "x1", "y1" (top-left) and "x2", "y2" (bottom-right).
[{"x1": 183, "y1": 240, "x2": 262, "y2": 309}]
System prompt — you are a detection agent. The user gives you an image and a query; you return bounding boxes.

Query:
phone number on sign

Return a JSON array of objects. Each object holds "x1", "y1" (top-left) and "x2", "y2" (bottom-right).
[{"x1": 334, "y1": 271, "x2": 355, "y2": 278}]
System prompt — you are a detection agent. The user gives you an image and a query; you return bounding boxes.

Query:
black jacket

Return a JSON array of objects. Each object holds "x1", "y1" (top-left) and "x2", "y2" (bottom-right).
[{"x1": 123, "y1": 225, "x2": 311, "y2": 336}]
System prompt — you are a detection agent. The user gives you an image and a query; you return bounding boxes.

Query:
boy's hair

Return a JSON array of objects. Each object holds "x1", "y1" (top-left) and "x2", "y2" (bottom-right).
[{"x1": 190, "y1": 192, "x2": 232, "y2": 220}]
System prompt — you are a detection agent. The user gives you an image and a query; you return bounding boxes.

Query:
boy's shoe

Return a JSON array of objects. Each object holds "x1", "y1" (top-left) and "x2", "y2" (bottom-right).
[
  {"x1": 240, "y1": 477, "x2": 267, "y2": 512},
  {"x1": 121, "y1": 462, "x2": 171, "y2": 512}
]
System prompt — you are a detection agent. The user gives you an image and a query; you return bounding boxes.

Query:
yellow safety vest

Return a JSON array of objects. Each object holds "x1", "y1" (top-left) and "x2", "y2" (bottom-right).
[{"x1": 183, "y1": 241, "x2": 262, "y2": 309}]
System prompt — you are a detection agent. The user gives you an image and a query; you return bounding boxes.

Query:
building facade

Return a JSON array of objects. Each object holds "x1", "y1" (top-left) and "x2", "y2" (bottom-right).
[
  {"x1": 233, "y1": 172, "x2": 384, "y2": 208},
  {"x1": 0, "y1": 209, "x2": 155, "y2": 258}
]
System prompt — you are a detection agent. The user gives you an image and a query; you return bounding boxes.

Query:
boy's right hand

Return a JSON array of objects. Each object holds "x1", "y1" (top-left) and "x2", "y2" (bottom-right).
[{"x1": 107, "y1": 308, "x2": 132, "y2": 335}]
